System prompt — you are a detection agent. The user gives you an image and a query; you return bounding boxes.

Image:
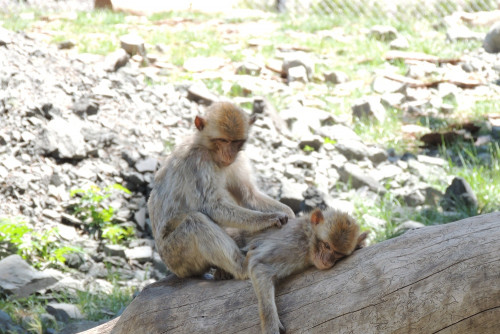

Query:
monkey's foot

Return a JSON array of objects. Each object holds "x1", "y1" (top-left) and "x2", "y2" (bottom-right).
[
  {"x1": 279, "y1": 321, "x2": 286, "y2": 334},
  {"x1": 213, "y1": 268, "x2": 234, "y2": 280}
]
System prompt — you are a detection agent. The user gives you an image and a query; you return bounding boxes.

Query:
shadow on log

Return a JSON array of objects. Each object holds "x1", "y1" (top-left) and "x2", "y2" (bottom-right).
[{"x1": 81, "y1": 212, "x2": 500, "y2": 334}]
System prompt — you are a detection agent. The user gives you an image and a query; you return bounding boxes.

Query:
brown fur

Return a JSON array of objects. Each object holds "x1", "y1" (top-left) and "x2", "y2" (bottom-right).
[
  {"x1": 148, "y1": 102, "x2": 295, "y2": 280},
  {"x1": 245, "y1": 208, "x2": 368, "y2": 334}
]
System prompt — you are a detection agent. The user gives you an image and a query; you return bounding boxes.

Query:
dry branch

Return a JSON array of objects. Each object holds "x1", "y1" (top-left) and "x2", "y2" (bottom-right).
[{"x1": 81, "y1": 212, "x2": 500, "y2": 334}]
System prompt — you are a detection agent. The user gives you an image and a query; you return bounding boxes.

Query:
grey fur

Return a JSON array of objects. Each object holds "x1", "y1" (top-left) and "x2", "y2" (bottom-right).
[{"x1": 148, "y1": 102, "x2": 295, "y2": 280}]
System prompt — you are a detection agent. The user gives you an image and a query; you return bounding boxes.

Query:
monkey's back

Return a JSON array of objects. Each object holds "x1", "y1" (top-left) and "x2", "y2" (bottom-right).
[
  {"x1": 247, "y1": 218, "x2": 311, "y2": 277},
  {"x1": 148, "y1": 139, "x2": 218, "y2": 241}
]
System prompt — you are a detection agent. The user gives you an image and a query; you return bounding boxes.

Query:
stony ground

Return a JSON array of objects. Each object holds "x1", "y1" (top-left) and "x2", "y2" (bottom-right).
[{"x1": 1, "y1": 1, "x2": 500, "y2": 333}]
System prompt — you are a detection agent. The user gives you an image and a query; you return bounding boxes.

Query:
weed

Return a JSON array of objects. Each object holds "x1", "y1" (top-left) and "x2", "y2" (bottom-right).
[
  {"x1": 70, "y1": 183, "x2": 134, "y2": 244},
  {"x1": 0, "y1": 218, "x2": 80, "y2": 268},
  {"x1": 77, "y1": 286, "x2": 133, "y2": 321}
]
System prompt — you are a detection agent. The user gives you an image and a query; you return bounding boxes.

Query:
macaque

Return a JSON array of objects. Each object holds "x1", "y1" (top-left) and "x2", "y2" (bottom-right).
[
  {"x1": 148, "y1": 102, "x2": 295, "y2": 280},
  {"x1": 246, "y1": 208, "x2": 368, "y2": 334}
]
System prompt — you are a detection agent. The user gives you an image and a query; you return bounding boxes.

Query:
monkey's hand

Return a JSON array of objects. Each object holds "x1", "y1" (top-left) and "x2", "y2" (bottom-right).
[
  {"x1": 263, "y1": 320, "x2": 286, "y2": 334},
  {"x1": 278, "y1": 320, "x2": 286, "y2": 334},
  {"x1": 266, "y1": 212, "x2": 288, "y2": 228}
]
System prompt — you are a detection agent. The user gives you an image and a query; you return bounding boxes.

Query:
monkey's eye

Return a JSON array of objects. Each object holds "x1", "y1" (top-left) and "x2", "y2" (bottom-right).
[
  {"x1": 323, "y1": 242, "x2": 331, "y2": 250},
  {"x1": 217, "y1": 138, "x2": 229, "y2": 144}
]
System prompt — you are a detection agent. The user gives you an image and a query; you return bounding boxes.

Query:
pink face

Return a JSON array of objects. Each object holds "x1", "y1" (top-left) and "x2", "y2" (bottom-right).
[
  {"x1": 312, "y1": 241, "x2": 346, "y2": 270},
  {"x1": 212, "y1": 138, "x2": 246, "y2": 167}
]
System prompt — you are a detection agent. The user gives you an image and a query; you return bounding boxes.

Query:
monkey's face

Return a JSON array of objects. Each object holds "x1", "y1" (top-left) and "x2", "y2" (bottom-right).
[
  {"x1": 309, "y1": 208, "x2": 361, "y2": 270},
  {"x1": 211, "y1": 138, "x2": 246, "y2": 167},
  {"x1": 312, "y1": 239, "x2": 346, "y2": 270}
]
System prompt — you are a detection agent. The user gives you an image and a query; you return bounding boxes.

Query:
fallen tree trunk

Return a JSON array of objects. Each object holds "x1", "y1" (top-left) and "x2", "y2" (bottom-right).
[{"x1": 81, "y1": 212, "x2": 500, "y2": 334}]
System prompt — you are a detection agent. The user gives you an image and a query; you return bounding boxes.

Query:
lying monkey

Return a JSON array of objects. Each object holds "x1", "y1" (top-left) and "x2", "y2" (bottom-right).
[{"x1": 245, "y1": 208, "x2": 368, "y2": 334}]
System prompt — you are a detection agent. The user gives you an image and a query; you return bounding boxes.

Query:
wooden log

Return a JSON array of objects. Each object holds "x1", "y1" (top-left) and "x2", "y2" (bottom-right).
[{"x1": 81, "y1": 212, "x2": 500, "y2": 334}]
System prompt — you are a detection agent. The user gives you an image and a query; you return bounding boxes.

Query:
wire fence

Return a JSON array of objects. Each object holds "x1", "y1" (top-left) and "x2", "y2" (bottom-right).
[{"x1": 240, "y1": 0, "x2": 499, "y2": 21}]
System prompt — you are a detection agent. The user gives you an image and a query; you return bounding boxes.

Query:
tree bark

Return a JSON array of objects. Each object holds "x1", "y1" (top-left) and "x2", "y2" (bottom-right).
[{"x1": 81, "y1": 212, "x2": 500, "y2": 334}]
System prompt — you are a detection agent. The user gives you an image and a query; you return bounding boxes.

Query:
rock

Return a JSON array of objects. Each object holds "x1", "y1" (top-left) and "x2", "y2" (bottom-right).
[
  {"x1": 395, "y1": 220, "x2": 425, "y2": 233},
  {"x1": 389, "y1": 36, "x2": 409, "y2": 50},
  {"x1": 252, "y1": 97, "x2": 289, "y2": 135},
  {"x1": 441, "y1": 177, "x2": 478, "y2": 211},
  {"x1": 282, "y1": 52, "x2": 314, "y2": 80},
  {"x1": 121, "y1": 171, "x2": 146, "y2": 191},
  {"x1": 381, "y1": 92, "x2": 405, "y2": 108},
  {"x1": 339, "y1": 163, "x2": 382, "y2": 192},
  {"x1": 352, "y1": 97, "x2": 386, "y2": 122},
  {"x1": 46, "y1": 303, "x2": 83, "y2": 322},
  {"x1": 336, "y1": 139, "x2": 368, "y2": 160},
  {"x1": 367, "y1": 146, "x2": 388, "y2": 165},
  {"x1": 134, "y1": 207, "x2": 147, "y2": 230},
  {"x1": 298, "y1": 135, "x2": 323, "y2": 151},
  {"x1": 40, "y1": 313, "x2": 57, "y2": 328},
  {"x1": 153, "y1": 251, "x2": 168, "y2": 275},
  {"x1": 300, "y1": 186, "x2": 329, "y2": 212},
  {"x1": 0, "y1": 255, "x2": 58, "y2": 298},
  {"x1": 60, "y1": 320, "x2": 105, "y2": 334},
  {"x1": 62, "y1": 252, "x2": 85, "y2": 269},
  {"x1": 61, "y1": 213, "x2": 82, "y2": 226},
  {"x1": 371, "y1": 76, "x2": 406, "y2": 94},
  {"x1": 483, "y1": 21, "x2": 500, "y2": 53},
  {"x1": 317, "y1": 124, "x2": 360, "y2": 141},
  {"x1": 124, "y1": 246, "x2": 153, "y2": 262},
  {"x1": 0, "y1": 309, "x2": 24, "y2": 334},
  {"x1": 0, "y1": 27, "x2": 13, "y2": 46},
  {"x1": 236, "y1": 62, "x2": 261, "y2": 76},
  {"x1": 183, "y1": 56, "x2": 225, "y2": 72},
  {"x1": 369, "y1": 25, "x2": 398, "y2": 41},
  {"x1": 120, "y1": 34, "x2": 146, "y2": 56},
  {"x1": 104, "y1": 244, "x2": 127, "y2": 258},
  {"x1": 403, "y1": 188, "x2": 426, "y2": 206},
  {"x1": 279, "y1": 178, "x2": 308, "y2": 213},
  {"x1": 57, "y1": 40, "x2": 76, "y2": 50},
  {"x1": 73, "y1": 98, "x2": 99, "y2": 117},
  {"x1": 287, "y1": 65, "x2": 308, "y2": 83},
  {"x1": 425, "y1": 187, "x2": 443, "y2": 206},
  {"x1": 135, "y1": 157, "x2": 158, "y2": 173},
  {"x1": 446, "y1": 25, "x2": 483, "y2": 42},
  {"x1": 281, "y1": 106, "x2": 335, "y2": 134},
  {"x1": 324, "y1": 70, "x2": 349, "y2": 84},
  {"x1": 104, "y1": 48, "x2": 129, "y2": 72},
  {"x1": 362, "y1": 214, "x2": 386, "y2": 229},
  {"x1": 40, "y1": 117, "x2": 86, "y2": 160},
  {"x1": 187, "y1": 82, "x2": 219, "y2": 105},
  {"x1": 94, "y1": 0, "x2": 113, "y2": 9},
  {"x1": 1, "y1": 155, "x2": 22, "y2": 171},
  {"x1": 369, "y1": 163, "x2": 403, "y2": 182}
]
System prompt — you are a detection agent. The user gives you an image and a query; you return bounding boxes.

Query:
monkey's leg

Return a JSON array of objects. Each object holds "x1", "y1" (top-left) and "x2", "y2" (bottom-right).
[
  {"x1": 249, "y1": 263, "x2": 285, "y2": 334},
  {"x1": 165, "y1": 213, "x2": 248, "y2": 280}
]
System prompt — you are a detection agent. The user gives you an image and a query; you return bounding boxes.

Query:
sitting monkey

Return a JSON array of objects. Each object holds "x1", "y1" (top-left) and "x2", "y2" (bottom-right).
[
  {"x1": 148, "y1": 102, "x2": 294, "y2": 280},
  {"x1": 245, "y1": 208, "x2": 368, "y2": 334}
]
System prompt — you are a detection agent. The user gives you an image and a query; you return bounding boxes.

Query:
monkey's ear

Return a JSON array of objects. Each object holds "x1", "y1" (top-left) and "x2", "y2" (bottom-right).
[
  {"x1": 249, "y1": 114, "x2": 257, "y2": 125},
  {"x1": 195, "y1": 116, "x2": 206, "y2": 131},
  {"x1": 310, "y1": 208, "x2": 324, "y2": 225},
  {"x1": 356, "y1": 231, "x2": 369, "y2": 249}
]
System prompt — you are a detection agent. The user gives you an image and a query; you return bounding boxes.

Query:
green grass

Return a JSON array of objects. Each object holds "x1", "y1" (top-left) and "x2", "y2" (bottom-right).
[
  {"x1": 1, "y1": 1, "x2": 499, "y2": 320},
  {"x1": 0, "y1": 287, "x2": 133, "y2": 333}
]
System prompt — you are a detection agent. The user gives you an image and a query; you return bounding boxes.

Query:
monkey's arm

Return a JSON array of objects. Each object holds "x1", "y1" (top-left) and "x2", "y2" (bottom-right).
[
  {"x1": 244, "y1": 189, "x2": 295, "y2": 218},
  {"x1": 226, "y1": 160, "x2": 295, "y2": 218},
  {"x1": 204, "y1": 199, "x2": 287, "y2": 231}
]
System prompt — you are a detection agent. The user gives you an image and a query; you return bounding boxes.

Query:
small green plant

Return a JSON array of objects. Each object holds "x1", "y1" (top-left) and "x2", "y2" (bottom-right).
[
  {"x1": 323, "y1": 137, "x2": 337, "y2": 145},
  {"x1": 70, "y1": 184, "x2": 134, "y2": 244},
  {"x1": 0, "y1": 218, "x2": 80, "y2": 268},
  {"x1": 102, "y1": 224, "x2": 135, "y2": 244},
  {"x1": 77, "y1": 286, "x2": 134, "y2": 321},
  {"x1": 302, "y1": 144, "x2": 315, "y2": 152}
]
